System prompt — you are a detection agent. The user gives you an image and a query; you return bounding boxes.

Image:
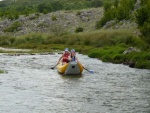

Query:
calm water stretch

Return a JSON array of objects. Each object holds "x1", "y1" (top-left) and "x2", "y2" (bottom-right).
[{"x1": 0, "y1": 53, "x2": 150, "y2": 113}]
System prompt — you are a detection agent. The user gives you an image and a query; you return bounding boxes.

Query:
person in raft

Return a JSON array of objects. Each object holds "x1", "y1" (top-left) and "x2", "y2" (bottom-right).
[
  {"x1": 69, "y1": 49, "x2": 79, "y2": 62},
  {"x1": 57, "y1": 48, "x2": 70, "y2": 64}
]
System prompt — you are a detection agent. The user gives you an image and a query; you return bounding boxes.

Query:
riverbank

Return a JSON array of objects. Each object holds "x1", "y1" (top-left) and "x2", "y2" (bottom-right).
[{"x1": 0, "y1": 29, "x2": 150, "y2": 70}]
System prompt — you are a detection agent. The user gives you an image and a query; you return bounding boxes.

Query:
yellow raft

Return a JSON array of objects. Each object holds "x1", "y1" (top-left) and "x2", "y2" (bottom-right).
[{"x1": 56, "y1": 61, "x2": 83, "y2": 75}]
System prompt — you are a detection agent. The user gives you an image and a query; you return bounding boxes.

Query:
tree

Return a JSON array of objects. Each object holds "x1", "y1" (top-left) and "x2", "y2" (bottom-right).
[
  {"x1": 135, "y1": 0, "x2": 150, "y2": 43},
  {"x1": 37, "y1": 2, "x2": 52, "y2": 13},
  {"x1": 91, "y1": 0, "x2": 103, "y2": 8},
  {"x1": 114, "y1": 0, "x2": 119, "y2": 8},
  {"x1": 51, "y1": 1, "x2": 63, "y2": 11},
  {"x1": 104, "y1": 1, "x2": 112, "y2": 11}
]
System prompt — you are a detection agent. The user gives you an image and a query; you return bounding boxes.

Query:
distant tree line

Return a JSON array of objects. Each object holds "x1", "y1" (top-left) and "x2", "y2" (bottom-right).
[{"x1": 0, "y1": 0, "x2": 103, "y2": 19}]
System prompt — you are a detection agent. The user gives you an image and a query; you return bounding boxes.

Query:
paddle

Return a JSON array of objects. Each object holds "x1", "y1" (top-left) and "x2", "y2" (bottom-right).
[
  {"x1": 50, "y1": 63, "x2": 58, "y2": 69},
  {"x1": 83, "y1": 67, "x2": 94, "y2": 74}
]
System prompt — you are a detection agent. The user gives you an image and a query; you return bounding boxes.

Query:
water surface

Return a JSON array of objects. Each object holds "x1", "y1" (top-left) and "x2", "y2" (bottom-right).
[{"x1": 0, "y1": 53, "x2": 150, "y2": 113}]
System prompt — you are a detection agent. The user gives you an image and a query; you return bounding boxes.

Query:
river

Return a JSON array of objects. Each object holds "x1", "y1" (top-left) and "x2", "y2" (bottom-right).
[{"x1": 0, "y1": 53, "x2": 150, "y2": 113}]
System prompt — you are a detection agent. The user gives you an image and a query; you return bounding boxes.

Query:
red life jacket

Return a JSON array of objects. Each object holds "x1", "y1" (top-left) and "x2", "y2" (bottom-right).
[{"x1": 62, "y1": 53, "x2": 70, "y2": 62}]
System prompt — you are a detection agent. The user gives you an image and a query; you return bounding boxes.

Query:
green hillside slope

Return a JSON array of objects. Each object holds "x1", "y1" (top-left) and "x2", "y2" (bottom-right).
[{"x1": 0, "y1": 0, "x2": 104, "y2": 19}]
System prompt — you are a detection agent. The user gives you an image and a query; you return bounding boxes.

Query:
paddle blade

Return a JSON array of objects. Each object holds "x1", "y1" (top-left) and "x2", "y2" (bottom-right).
[
  {"x1": 51, "y1": 67, "x2": 55, "y2": 69},
  {"x1": 88, "y1": 70, "x2": 94, "y2": 74}
]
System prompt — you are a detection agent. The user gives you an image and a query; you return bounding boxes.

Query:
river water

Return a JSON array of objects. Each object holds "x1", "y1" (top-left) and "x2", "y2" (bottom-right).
[{"x1": 0, "y1": 53, "x2": 150, "y2": 113}]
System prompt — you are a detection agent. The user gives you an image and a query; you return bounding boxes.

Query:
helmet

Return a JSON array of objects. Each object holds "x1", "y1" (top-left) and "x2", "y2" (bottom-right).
[
  {"x1": 64, "y1": 48, "x2": 69, "y2": 51},
  {"x1": 71, "y1": 49, "x2": 75, "y2": 52}
]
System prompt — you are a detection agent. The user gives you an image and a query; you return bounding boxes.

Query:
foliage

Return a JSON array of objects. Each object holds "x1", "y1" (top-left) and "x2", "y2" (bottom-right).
[
  {"x1": 0, "y1": 29, "x2": 149, "y2": 69},
  {"x1": 3, "y1": 21, "x2": 22, "y2": 32},
  {"x1": 88, "y1": 46, "x2": 150, "y2": 69},
  {"x1": 96, "y1": 0, "x2": 136, "y2": 29},
  {"x1": 0, "y1": 35, "x2": 15, "y2": 46},
  {"x1": 135, "y1": 0, "x2": 150, "y2": 43},
  {"x1": 51, "y1": 15, "x2": 57, "y2": 21},
  {"x1": 75, "y1": 27, "x2": 84, "y2": 33},
  {"x1": 0, "y1": 0, "x2": 104, "y2": 18},
  {"x1": 37, "y1": 1, "x2": 52, "y2": 13}
]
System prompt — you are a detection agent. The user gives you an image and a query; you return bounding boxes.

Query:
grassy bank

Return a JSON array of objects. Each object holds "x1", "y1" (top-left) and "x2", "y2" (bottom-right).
[
  {"x1": 0, "y1": 29, "x2": 149, "y2": 69},
  {"x1": 88, "y1": 46, "x2": 150, "y2": 69}
]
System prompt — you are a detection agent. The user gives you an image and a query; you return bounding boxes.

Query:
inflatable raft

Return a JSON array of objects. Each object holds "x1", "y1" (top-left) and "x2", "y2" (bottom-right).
[{"x1": 56, "y1": 61, "x2": 83, "y2": 75}]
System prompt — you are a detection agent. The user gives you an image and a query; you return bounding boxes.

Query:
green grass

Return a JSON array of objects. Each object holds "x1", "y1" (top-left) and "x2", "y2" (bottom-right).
[
  {"x1": 88, "y1": 46, "x2": 150, "y2": 69},
  {"x1": 0, "y1": 29, "x2": 149, "y2": 69},
  {"x1": 88, "y1": 45, "x2": 127, "y2": 62}
]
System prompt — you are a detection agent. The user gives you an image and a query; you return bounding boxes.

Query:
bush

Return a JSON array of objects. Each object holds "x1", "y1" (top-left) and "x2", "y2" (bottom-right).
[
  {"x1": 90, "y1": 0, "x2": 103, "y2": 8},
  {"x1": 140, "y1": 21, "x2": 150, "y2": 43},
  {"x1": 96, "y1": 9, "x2": 115, "y2": 29},
  {"x1": 96, "y1": 0, "x2": 136, "y2": 28},
  {"x1": 51, "y1": 15, "x2": 57, "y2": 21},
  {"x1": 88, "y1": 50, "x2": 101, "y2": 58},
  {"x1": 0, "y1": 36, "x2": 15, "y2": 46},
  {"x1": 135, "y1": 61, "x2": 150, "y2": 69},
  {"x1": 13, "y1": 38, "x2": 27, "y2": 45},
  {"x1": 75, "y1": 27, "x2": 83, "y2": 33},
  {"x1": 3, "y1": 21, "x2": 22, "y2": 32},
  {"x1": 135, "y1": 0, "x2": 150, "y2": 43}
]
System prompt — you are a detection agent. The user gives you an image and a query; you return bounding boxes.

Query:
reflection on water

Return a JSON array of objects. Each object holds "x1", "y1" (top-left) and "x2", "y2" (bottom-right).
[{"x1": 0, "y1": 53, "x2": 150, "y2": 113}]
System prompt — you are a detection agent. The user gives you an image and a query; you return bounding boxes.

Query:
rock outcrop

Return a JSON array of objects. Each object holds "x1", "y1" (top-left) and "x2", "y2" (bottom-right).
[{"x1": 0, "y1": 8, "x2": 104, "y2": 36}]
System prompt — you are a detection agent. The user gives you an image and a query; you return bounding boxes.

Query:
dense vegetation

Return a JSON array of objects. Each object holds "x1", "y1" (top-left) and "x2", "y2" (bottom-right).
[
  {"x1": 0, "y1": 0, "x2": 103, "y2": 19},
  {"x1": 96, "y1": 0, "x2": 137, "y2": 28},
  {"x1": 0, "y1": 29, "x2": 150, "y2": 69},
  {"x1": 96, "y1": 0, "x2": 150, "y2": 44},
  {"x1": 135, "y1": 0, "x2": 150, "y2": 43}
]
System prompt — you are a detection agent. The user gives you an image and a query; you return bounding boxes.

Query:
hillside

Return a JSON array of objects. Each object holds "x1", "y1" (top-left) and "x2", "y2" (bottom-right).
[
  {"x1": 0, "y1": 0, "x2": 103, "y2": 17},
  {"x1": 0, "y1": 8, "x2": 104, "y2": 36}
]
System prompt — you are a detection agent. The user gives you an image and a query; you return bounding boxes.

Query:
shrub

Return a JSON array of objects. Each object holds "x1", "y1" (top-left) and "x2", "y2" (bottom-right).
[
  {"x1": 3, "y1": 21, "x2": 22, "y2": 32},
  {"x1": 76, "y1": 11, "x2": 81, "y2": 15},
  {"x1": 88, "y1": 50, "x2": 101, "y2": 58},
  {"x1": 140, "y1": 21, "x2": 150, "y2": 43},
  {"x1": 96, "y1": 0, "x2": 136, "y2": 28},
  {"x1": 75, "y1": 27, "x2": 83, "y2": 33},
  {"x1": 51, "y1": 15, "x2": 57, "y2": 21},
  {"x1": 135, "y1": 0, "x2": 150, "y2": 43},
  {"x1": 84, "y1": 38, "x2": 91, "y2": 45},
  {"x1": 0, "y1": 36, "x2": 15, "y2": 46},
  {"x1": 13, "y1": 38, "x2": 27, "y2": 46},
  {"x1": 135, "y1": 61, "x2": 150, "y2": 69}
]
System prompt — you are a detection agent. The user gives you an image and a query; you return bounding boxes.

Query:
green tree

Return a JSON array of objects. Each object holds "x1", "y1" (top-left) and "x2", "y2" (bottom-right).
[
  {"x1": 104, "y1": 1, "x2": 112, "y2": 11},
  {"x1": 96, "y1": 9, "x2": 115, "y2": 28},
  {"x1": 51, "y1": 1, "x2": 63, "y2": 11},
  {"x1": 90, "y1": 0, "x2": 103, "y2": 8},
  {"x1": 114, "y1": 0, "x2": 119, "y2": 8},
  {"x1": 37, "y1": 2, "x2": 52, "y2": 13},
  {"x1": 135, "y1": 0, "x2": 150, "y2": 43}
]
